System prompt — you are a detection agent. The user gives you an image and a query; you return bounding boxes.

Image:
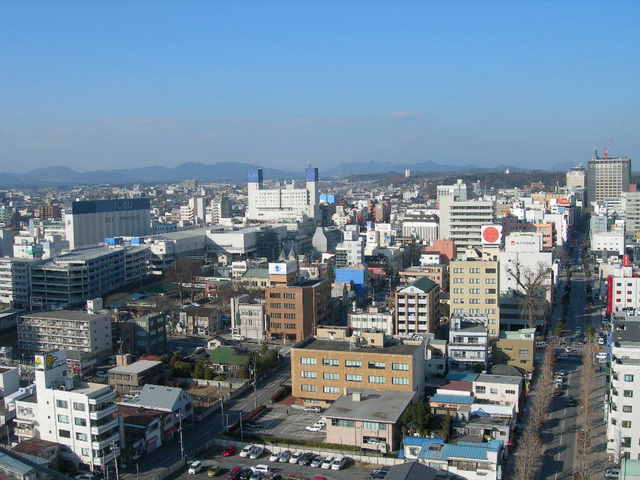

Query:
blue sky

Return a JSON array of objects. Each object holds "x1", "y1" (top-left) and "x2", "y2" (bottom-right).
[{"x1": 1, "y1": 1, "x2": 639, "y2": 172}]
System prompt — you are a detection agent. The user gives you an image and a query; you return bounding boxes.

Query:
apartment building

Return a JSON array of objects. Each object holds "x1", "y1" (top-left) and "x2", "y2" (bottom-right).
[
  {"x1": 18, "y1": 310, "x2": 112, "y2": 360},
  {"x1": 348, "y1": 306, "x2": 394, "y2": 335},
  {"x1": 394, "y1": 277, "x2": 440, "y2": 335},
  {"x1": 290, "y1": 334, "x2": 425, "y2": 406},
  {"x1": 132, "y1": 313, "x2": 167, "y2": 355},
  {"x1": 473, "y1": 374, "x2": 523, "y2": 413},
  {"x1": 14, "y1": 351, "x2": 121, "y2": 470},
  {"x1": 607, "y1": 320, "x2": 640, "y2": 462},
  {"x1": 265, "y1": 261, "x2": 329, "y2": 343},
  {"x1": 448, "y1": 316, "x2": 490, "y2": 371},
  {"x1": 107, "y1": 359, "x2": 163, "y2": 394},
  {"x1": 495, "y1": 328, "x2": 535, "y2": 373},
  {"x1": 449, "y1": 250, "x2": 500, "y2": 338},
  {"x1": 230, "y1": 294, "x2": 266, "y2": 341},
  {"x1": 439, "y1": 200, "x2": 496, "y2": 255},
  {"x1": 0, "y1": 257, "x2": 37, "y2": 309},
  {"x1": 399, "y1": 265, "x2": 449, "y2": 292}
]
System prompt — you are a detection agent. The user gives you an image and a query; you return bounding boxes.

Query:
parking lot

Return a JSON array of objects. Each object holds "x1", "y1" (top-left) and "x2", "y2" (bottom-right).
[
  {"x1": 176, "y1": 448, "x2": 373, "y2": 480},
  {"x1": 242, "y1": 406, "x2": 326, "y2": 442}
]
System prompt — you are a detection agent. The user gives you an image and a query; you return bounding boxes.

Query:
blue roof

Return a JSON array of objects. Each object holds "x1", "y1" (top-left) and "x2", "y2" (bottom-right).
[
  {"x1": 446, "y1": 373, "x2": 479, "y2": 381},
  {"x1": 429, "y1": 394, "x2": 473, "y2": 405},
  {"x1": 401, "y1": 436, "x2": 502, "y2": 462}
]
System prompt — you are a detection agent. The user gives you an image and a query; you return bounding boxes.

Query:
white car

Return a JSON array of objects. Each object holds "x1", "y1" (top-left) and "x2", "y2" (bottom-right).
[
  {"x1": 331, "y1": 456, "x2": 347, "y2": 470},
  {"x1": 303, "y1": 406, "x2": 321, "y2": 413},
  {"x1": 321, "y1": 457, "x2": 334, "y2": 469},
  {"x1": 249, "y1": 445, "x2": 264, "y2": 459},
  {"x1": 251, "y1": 465, "x2": 271, "y2": 475},
  {"x1": 269, "y1": 452, "x2": 280, "y2": 462},
  {"x1": 289, "y1": 451, "x2": 303, "y2": 464},
  {"x1": 240, "y1": 445, "x2": 254, "y2": 458},
  {"x1": 278, "y1": 450, "x2": 291, "y2": 463},
  {"x1": 188, "y1": 461, "x2": 204, "y2": 475},
  {"x1": 305, "y1": 425, "x2": 322, "y2": 432}
]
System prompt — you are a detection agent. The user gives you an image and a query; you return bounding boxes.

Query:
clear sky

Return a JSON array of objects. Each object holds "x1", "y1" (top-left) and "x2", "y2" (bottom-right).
[{"x1": 1, "y1": 1, "x2": 639, "y2": 172}]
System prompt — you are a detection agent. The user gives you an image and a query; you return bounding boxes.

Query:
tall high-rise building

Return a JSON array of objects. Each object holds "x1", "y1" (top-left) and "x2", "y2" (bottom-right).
[
  {"x1": 587, "y1": 151, "x2": 631, "y2": 203},
  {"x1": 439, "y1": 200, "x2": 496, "y2": 255},
  {"x1": 65, "y1": 198, "x2": 151, "y2": 249},
  {"x1": 566, "y1": 166, "x2": 586, "y2": 190},
  {"x1": 622, "y1": 191, "x2": 640, "y2": 238},
  {"x1": 246, "y1": 168, "x2": 319, "y2": 222}
]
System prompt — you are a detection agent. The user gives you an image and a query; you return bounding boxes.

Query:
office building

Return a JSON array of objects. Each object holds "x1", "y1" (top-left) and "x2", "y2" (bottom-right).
[
  {"x1": 246, "y1": 168, "x2": 319, "y2": 222},
  {"x1": 14, "y1": 351, "x2": 121, "y2": 469},
  {"x1": 401, "y1": 221, "x2": 439, "y2": 244},
  {"x1": 132, "y1": 313, "x2": 167, "y2": 355},
  {"x1": 18, "y1": 310, "x2": 112, "y2": 360},
  {"x1": 623, "y1": 192, "x2": 640, "y2": 238},
  {"x1": 107, "y1": 359, "x2": 163, "y2": 394},
  {"x1": 448, "y1": 315, "x2": 490, "y2": 371},
  {"x1": 566, "y1": 166, "x2": 586, "y2": 190},
  {"x1": 439, "y1": 200, "x2": 496, "y2": 254},
  {"x1": 587, "y1": 152, "x2": 631, "y2": 204},
  {"x1": 495, "y1": 328, "x2": 535, "y2": 373},
  {"x1": 398, "y1": 265, "x2": 448, "y2": 292},
  {"x1": 265, "y1": 261, "x2": 329, "y2": 342},
  {"x1": 290, "y1": 334, "x2": 425, "y2": 406},
  {"x1": 230, "y1": 294, "x2": 266, "y2": 341},
  {"x1": 394, "y1": 278, "x2": 440, "y2": 335},
  {"x1": 0, "y1": 257, "x2": 36, "y2": 309},
  {"x1": 65, "y1": 198, "x2": 151, "y2": 250},
  {"x1": 335, "y1": 238, "x2": 364, "y2": 268},
  {"x1": 437, "y1": 179, "x2": 468, "y2": 203},
  {"x1": 349, "y1": 306, "x2": 394, "y2": 336},
  {"x1": 450, "y1": 250, "x2": 500, "y2": 338}
]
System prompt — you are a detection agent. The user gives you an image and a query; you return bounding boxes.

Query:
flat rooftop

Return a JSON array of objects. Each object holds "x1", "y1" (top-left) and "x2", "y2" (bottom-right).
[
  {"x1": 299, "y1": 338, "x2": 421, "y2": 356},
  {"x1": 475, "y1": 374, "x2": 522, "y2": 385},
  {"x1": 47, "y1": 245, "x2": 121, "y2": 262},
  {"x1": 108, "y1": 360, "x2": 162, "y2": 375},
  {"x1": 324, "y1": 389, "x2": 414, "y2": 423},
  {"x1": 22, "y1": 310, "x2": 105, "y2": 321}
]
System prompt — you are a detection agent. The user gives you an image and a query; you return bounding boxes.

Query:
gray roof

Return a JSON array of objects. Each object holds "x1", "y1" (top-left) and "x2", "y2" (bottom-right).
[
  {"x1": 475, "y1": 374, "x2": 522, "y2": 385},
  {"x1": 108, "y1": 360, "x2": 162, "y2": 375},
  {"x1": 323, "y1": 389, "x2": 414, "y2": 423},
  {"x1": 130, "y1": 384, "x2": 186, "y2": 412},
  {"x1": 384, "y1": 462, "x2": 452, "y2": 480},
  {"x1": 299, "y1": 338, "x2": 420, "y2": 356},
  {"x1": 22, "y1": 310, "x2": 106, "y2": 321},
  {"x1": 49, "y1": 246, "x2": 120, "y2": 262},
  {"x1": 0, "y1": 450, "x2": 49, "y2": 475}
]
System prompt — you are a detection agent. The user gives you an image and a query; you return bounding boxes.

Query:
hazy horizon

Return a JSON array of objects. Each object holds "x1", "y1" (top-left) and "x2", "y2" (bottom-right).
[{"x1": 1, "y1": 2, "x2": 639, "y2": 173}]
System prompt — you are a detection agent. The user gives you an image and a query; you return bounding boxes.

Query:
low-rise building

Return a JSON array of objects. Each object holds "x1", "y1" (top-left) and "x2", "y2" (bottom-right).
[
  {"x1": 472, "y1": 374, "x2": 522, "y2": 413},
  {"x1": 179, "y1": 304, "x2": 223, "y2": 337},
  {"x1": 394, "y1": 278, "x2": 440, "y2": 335},
  {"x1": 448, "y1": 316, "x2": 489, "y2": 372},
  {"x1": 118, "y1": 384, "x2": 193, "y2": 421},
  {"x1": 348, "y1": 306, "x2": 394, "y2": 335},
  {"x1": 290, "y1": 334, "x2": 425, "y2": 407},
  {"x1": 107, "y1": 359, "x2": 163, "y2": 394},
  {"x1": 0, "y1": 366, "x2": 19, "y2": 398},
  {"x1": 0, "y1": 449, "x2": 51, "y2": 480},
  {"x1": 116, "y1": 405, "x2": 163, "y2": 459},
  {"x1": 323, "y1": 389, "x2": 414, "y2": 453},
  {"x1": 495, "y1": 328, "x2": 535, "y2": 374},
  {"x1": 230, "y1": 294, "x2": 266, "y2": 341}
]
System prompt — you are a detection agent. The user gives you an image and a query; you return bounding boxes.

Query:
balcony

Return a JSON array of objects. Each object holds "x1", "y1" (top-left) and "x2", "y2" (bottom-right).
[
  {"x1": 89, "y1": 391, "x2": 117, "y2": 405},
  {"x1": 89, "y1": 404, "x2": 117, "y2": 420},
  {"x1": 92, "y1": 432, "x2": 121, "y2": 450},
  {"x1": 91, "y1": 418, "x2": 119, "y2": 435}
]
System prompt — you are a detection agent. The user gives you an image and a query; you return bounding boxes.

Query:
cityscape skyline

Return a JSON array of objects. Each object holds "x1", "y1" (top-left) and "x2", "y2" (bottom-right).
[{"x1": 1, "y1": 2, "x2": 639, "y2": 172}]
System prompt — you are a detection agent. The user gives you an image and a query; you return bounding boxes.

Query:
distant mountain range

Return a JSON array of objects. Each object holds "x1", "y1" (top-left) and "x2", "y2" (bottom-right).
[{"x1": 0, "y1": 159, "x2": 571, "y2": 187}]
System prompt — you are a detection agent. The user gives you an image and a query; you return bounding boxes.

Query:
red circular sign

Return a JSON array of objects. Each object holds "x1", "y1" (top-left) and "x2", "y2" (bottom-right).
[{"x1": 483, "y1": 226, "x2": 500, "y2": 243}]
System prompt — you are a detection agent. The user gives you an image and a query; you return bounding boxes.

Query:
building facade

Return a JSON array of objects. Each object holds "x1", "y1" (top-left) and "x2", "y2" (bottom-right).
[
  {"x1": 394, "y1": 278, "x2": 440, "y2": 335},
  {"x1": 587, "y1": 153, "x2": 631, "y2": 204},
  {"x1": 230, "y1": 294, "x2": 266, "y2": 341},
  {"x1": 439, "y1": 200, "x2": 496, "y2": 255}
]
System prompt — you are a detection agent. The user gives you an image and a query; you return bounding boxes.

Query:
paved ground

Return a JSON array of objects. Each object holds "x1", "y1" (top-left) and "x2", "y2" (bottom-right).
[
  {"x1": 174, "y1": 448, "x2": 371, "y2": 480},
  {"x1": 242, "y1": 406, "x2": 326, "y2": 442}
]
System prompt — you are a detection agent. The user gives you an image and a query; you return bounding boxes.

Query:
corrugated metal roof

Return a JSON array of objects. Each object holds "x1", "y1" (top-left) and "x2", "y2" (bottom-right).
[{"x1": 429, "y1": 394, "x2": 473, "y2": 405}]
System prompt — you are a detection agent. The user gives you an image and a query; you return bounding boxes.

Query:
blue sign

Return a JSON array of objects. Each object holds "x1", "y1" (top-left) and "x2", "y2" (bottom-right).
[{"x1": 305, "y1": 167, "x2": 318, "y2": 182}]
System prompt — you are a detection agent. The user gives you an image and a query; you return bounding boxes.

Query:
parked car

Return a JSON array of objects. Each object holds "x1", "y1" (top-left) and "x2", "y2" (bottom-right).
[
  {"x1": 240, "y1": 445, "x2": 254, "y2": 458},
  {"x1": 605, "y1": 467, "x2": 620, "y2": 479},
  {"x1": 239, "y1": 468, "x2": 253, "y2": 480},
  {"x1": 249, "y1": 445, "x2": 264, "y2": 459},
  {"x1": 321, "y1": 457, "x2": 334, "y2": 469},
  {"x1": 303, "y1": 406, "x2": 321, "y2": 413},
  {"x1": 369, "y1": 467, "x2": 389, "y2": 480},
  {"x1": 222, "y1": 446, "x2": 237, "y2": 457},
  {"x1": 278, "y1": 450, "x2": 291, "y2": 463},
  {"x1": 289, "y1": 452, "x2": 303, "y2": 464},
  {"x1": 310, "y1": 455, "x2": 324, "y2": 468},
  {"x1": 75, "y1": 474, "x2": 95, "y2": 480},
  {"x1": 331, "y1": 456, "x2": 347, "y2": 470},
  {"x1": 208, "y1": 463, "x2": 222, "y2": 477},
  {"x1": 189, "y1": 461, "x2": 205, "y2": 475},
  {"x1": 269, "y1": 452, "x2": 280, "y2": 462},
  {"x1": 298, "y1": 452, "x2": 315, "y2": 466},
  {"x1": 251, "y1": 465, "x2": 271, "y2": 475},
  {"x1": 305, "y1": 425, "x2": 322, "y2": 432},
  {"x1": 226, "y1": 466, "x2": 243, "y2": 480}
]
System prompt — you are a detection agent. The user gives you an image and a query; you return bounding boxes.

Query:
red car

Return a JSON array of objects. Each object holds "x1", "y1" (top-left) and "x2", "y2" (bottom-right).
[
  {"x1": 222, "y1": 446, "x2": 237, "y2": 457},
  {"x1": 226, "y1": 466, "x2": 242, "y2": 480}
]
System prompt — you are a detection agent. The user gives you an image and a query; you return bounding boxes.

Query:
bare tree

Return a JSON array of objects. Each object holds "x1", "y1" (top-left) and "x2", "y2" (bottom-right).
[
  {"x1": 165, "y1": 257, "x2": 203, "y2": 304},
  {"x1": 576, "y1": 339, "x2": 595, "y2": 480},
  {"x1": 506, "y1": 261, "x2": 553, "y2": 329}
]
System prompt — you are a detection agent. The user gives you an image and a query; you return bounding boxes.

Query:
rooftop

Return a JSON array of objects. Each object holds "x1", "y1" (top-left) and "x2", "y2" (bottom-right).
[
  {"x1": 108, "y1": 360, "x2": 162, "y2": 375},
  {"x1": 401, "y1": 436, "x2": 502, "y2": 462},
  {"x1": 0, "y1": 450, "x2": 49, "y2": 475},
  {"x1": 499, "y1": 328, "x2": 536, "y2": 340},
  {"x1": 323, "y1": 389, "x2": 414, "y2": 423},
  {"x1": 45, "y1": 245, "x2": 121, "y2": 263},
  {"x1": 12, "y1": 438, "x2": 60, "y2": 458},
  {"x1": 475, "y1": 374, "x2": 522, "y2": 385},
  {"x1": 429, "y1": 394, "x2": 473, "y2": 405},
  {"x1": 119, "y1": 384, "x2": 187, "y2": 412},
  {"x1": 22, "y1": 309, "x2": 107, "y2": 321},
  {"x1": 117, "y1": 404, "x2": 163, "y2": 426},
  {"x1": 384, "y1": 462, "x2": 450, "y2": 480},
  {"x1": 298, "y1": 338, "x2": 421, "y2": 356}
]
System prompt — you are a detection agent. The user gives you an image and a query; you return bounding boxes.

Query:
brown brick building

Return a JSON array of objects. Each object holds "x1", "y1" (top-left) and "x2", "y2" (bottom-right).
[{"x1": 290, "y1": 334, "x2": 425, "y2": 406}]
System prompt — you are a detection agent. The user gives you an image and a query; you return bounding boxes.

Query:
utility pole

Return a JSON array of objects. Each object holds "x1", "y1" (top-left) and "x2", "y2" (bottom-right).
[
  {"x1": 112, "y1": 438, "x2": 120, "y2": 480},
  {"x1": 178, "y1": 412, "x2": 185, "y2": 462},
  {"x1": 240, "y1": 412, "x2": 243, "y2": 442}
]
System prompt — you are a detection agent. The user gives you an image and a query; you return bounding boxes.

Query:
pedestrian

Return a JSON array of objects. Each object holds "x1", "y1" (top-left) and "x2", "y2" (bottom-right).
[{"x1": 286, "y1": 408, "x2": 289, "y2": 415}]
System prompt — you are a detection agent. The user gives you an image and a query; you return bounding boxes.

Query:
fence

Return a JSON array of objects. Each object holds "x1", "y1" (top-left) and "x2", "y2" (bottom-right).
[{"x1": 174, "y1": 377, "x2": 248, "y2": 390}]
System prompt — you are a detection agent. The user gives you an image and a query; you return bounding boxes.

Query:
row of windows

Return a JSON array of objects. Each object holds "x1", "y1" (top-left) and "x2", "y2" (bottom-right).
[
  {"x1": 451, "y1": 288, "x2": 497, "y2": 294},
  {"x1": 269, "y1": 303, "x2": 297, "y2": 309},
  {"x1": 475, "y1": 386, "x2": 517, "y2": 395},
  {"x1": 56, "y1": 400, "x2": 86, "y2": 411},
  {"x1": 269, "y1": 293, "x2": 296, "y2": 299},
  {"x1": 300, "y1": 358, "x2": 409, "y2": 371},
  {"x1": 451, "y1": 308, "x2": 497, "y2": 315},
  {"x1": 452, "y1": 298, "x2": 496, "y2": 304},
  {"x1": 300, "y1": 375, "x2": 409, "y2": 387},
  {"x1": 57, "y1": 414, "x2": 87, "y2": 426}
]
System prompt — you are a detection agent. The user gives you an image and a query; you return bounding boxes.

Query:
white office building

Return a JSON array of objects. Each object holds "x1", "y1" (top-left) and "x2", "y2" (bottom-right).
[
  {"x1": 14, "y1": 351, "x2": 120, "y2": 470},
  {"x1": 592, "y1": 231, "x2": 625, "y2": 255},
  {"x1": 230, "y1": 294, "x2": 266, "y2": 341},
  {"x1": 348, "y1": 306, "x2": 394, "y2": 335},
  {"x1": 246, "y1": 168, "x2": 319, "y2": 222},
  {"x1": 439, "y1": 200, "x2": 495, "y2": 254},
  {"x1": 437, "y1": 179, "x2": 468, "y2": 203},
  {"x1": 401, "y1": 221, "x2": 439, "y2": 244},
  {"x1": 335, "y1": 238, "x2": 364, "y2": 268}
]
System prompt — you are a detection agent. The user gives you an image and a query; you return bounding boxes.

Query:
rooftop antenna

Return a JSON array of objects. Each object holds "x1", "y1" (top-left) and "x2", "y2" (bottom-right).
[{"x1": 603, "y1": 147, "x2": 609, "y2": 159}]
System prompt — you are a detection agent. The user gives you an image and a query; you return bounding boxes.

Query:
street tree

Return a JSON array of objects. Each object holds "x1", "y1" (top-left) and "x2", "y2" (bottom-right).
[{"x1": 505, "y1": 261, "x2": 553, "y2": 329}]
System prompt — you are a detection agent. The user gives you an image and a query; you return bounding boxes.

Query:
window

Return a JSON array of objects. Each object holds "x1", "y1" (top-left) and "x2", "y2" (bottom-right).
[
  {"x1": 485, "y1": 299, "x2": 497, "y2": 304},
  {"x1": 58, "y1": 429, "x2": 71, "y2": 438},
  {"x1": 363, "y1": 421, "x2": 385, "y2": 431},
  {"x1": 346, "y1": 374, "x2": 362, "y2": 382},
  {"x1": 623, "y1": 405, "x2": 633, "y2": 413},
  {"x1": 56, "y1": 400, "x2": 68, "y2": 409},
  {"x1": 505, "y1": 389, "x2": 516, "y2": 395},
  {"x1": 490, "y1": 388, "x2": 498, "y2": 394},
  {"x1": 283, "y1": 293, "x2": 296, "y2": 299},
  {"x1": 485, "y1": 268, "x2": 496, "y2": 273},
  {"x1": 485, "y1": 289, "x2": 496, "y2": 294},
  {"x1": 625, "y1": 375, "x2": 635, "y2": 382},
  {"x1": 301, "y1": 384, "x2": 316, "y2": 392},
  {"x1": 283, "y1": 303, "x2": 296, "y2": 309},
  {"x1": 368, "y1": 376, "x2": 385, "y2": 384},
  {"x1": 345, "y1": 360, "x2": 362, "y2": 368},
  {"x1": 624, "y1": 390, "x2": 634, "y2": 398},
  {"x1": 300, "y1": 357, "x2": 316, "y2": 365},
  {"x1": 392, "y1": 363, "x2": 409, "y2": 371},
  {"x1": 331, "y1": 419, "x2": 354, "y2": 427},
  {"x1": 284, "y1": 323, "x2": 296, "y2": 329},
  {"x1": 518, "y1": 349, "x2": 529, "y2": 356},
  {"x1": 368, "y1": 361, "x2": 386, "y2": 369},
  {"x1": 475, "y1": 386, "x2": 486, "y2": 393},
  {"x1": 392, "y1": 377, "x2": 409, "y2": 385},
  {"x1": 301, "y1": 371, "x2": 317, "y2": 378},
  {"x1": 269, "y1": 293, "x2": 281, "y2": 298},
  {"x1": 622, "y1": 421, "x2": 632, "y2": 428},
  {"x1": 57, "y1": 414, "x2": 70, "y2": 424},
  {"x1": 485, "y1": 278, "x2": 496, "y2": 284},
  {"x1": 469, "y1": 267, "x2": 480, "y2": 274},
  {"x1": 76, "y1": 432, "x2": 88, "y2": 441},
  {"x1": 324, "y1": 386, "x2": 340, "y2": 394},
  {"x1": 323, "y1": 372, "x2": 339, "y2": 380},
  {"x1": 74, "y1": 418, "x2": 87, "y2": 427},
  {"x1": 81, "y1": 448, "x2": 90, "y2": 457},
  {"x1": 323, "y1": 359, "x2": 339, "y2": 366}
]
